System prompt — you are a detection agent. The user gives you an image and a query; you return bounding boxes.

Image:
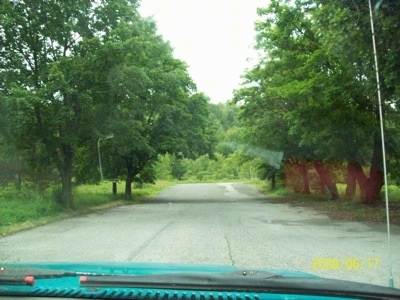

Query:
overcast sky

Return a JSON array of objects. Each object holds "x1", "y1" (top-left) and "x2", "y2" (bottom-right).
[{"x1": 138, "y1": 0, "x2": 269, "y2": 104}]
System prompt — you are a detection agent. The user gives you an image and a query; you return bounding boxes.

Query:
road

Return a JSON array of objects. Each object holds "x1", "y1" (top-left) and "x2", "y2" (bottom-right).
[{"x1": 1, "y1": 182, "x2": 399, "y2": 287}]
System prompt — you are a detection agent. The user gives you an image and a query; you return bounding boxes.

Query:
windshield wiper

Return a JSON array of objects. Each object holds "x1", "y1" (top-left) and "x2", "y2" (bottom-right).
[
  {"x1": 79, "y1": 271, "x2": 400, "y2": 299},
  {"x1": 0, "y1": 266, "x2": 91, "y2": 286},
  {"x1": 79, "y1": 270, "x2": 282, "y2": 289},
  {"x1": 2, "y1": 268, "x2": 400, "y2": 299}
]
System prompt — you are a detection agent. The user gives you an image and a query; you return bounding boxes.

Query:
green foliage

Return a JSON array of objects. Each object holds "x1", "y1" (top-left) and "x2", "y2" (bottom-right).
[
  {"x1": 1, "y1": 0, "x2": 217, "y2": 204},
  {"x1": 171, "y1": 156, "x2": 187, "y2": 180},
  {"x1": 0, "y1": 183, "x2": 63, "y2": 228},
  {"x1": 149, "y1": 101, "x2": 282, "y2": 185},
  {"x1": 209, "y1": 103, "x2": 241, "y2": 157},
  {"x1": 0, "y1": 0, "x2": 144, "y2": 207},
  {"x1": 234, "y1": 0, "x2": 400, "y2": 201},
  {"x1": 175, "y1": 151, "x2": 269, "y2": 183},
  {"x1": 155, "y1": 154, "x2": 173, "y2": 181},
  {"x1": 76, "y1": 21, "x2": 216, "y2": 198}
]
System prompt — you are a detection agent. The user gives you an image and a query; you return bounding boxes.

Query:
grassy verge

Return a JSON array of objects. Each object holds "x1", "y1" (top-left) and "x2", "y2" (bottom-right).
[
  {"x1": 245, "y1": 178, "x2": 400, "y2": 226},
  {"x1": 0, "y1": 180, "x2": 174, "y2": 236}
]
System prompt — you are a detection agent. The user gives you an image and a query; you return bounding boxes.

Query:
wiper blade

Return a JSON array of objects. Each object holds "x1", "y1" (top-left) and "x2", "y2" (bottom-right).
[
  {"x1": 80, "y1": 270, "x2": 283, "y2": 289},
  {"x1": 1, "y1": 267, "x2": 280, "y2": 287},
  {"x1": 2, "y1": 267, "x2": 400, "y2": 299},
  {"x1": 0, "y1": 266, "x2": 91, "y2": 286},
  {"x1": 0, "y1": 275, "x2": 35, "y2": 286},
  {"x1": 80, "y1": 270, "x2": 400, "y2": 299}
]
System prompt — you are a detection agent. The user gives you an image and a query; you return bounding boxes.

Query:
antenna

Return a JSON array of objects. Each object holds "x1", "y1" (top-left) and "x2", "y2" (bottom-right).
[{"x1": 367, "y1": 0, "x2": 394, "y2": 288}]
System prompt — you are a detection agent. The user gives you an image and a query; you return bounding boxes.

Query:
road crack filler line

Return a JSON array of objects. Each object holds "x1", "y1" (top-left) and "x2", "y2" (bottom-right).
[
  {"x1": 125, "y1": 219, "x2": 175, "y2": 261},
  {"x1": 224, "y1": 234, "x2": 235, "y2": 266}
]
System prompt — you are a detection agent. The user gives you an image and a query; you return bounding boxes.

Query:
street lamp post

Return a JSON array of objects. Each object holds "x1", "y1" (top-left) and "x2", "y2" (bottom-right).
[{"x1": 97, "y1": 134, "x2": 114, "y2": 181}]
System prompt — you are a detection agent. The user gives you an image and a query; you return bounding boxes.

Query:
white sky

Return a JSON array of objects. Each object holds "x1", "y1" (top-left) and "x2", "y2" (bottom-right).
[{"x1": 138, "y1": 0, "x2": 269, "y2": 103}]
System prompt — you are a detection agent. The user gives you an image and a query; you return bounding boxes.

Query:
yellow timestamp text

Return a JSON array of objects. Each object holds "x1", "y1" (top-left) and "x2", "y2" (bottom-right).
[{"x1": 311, "y1": 257, "x2": 380, "y2": 271}]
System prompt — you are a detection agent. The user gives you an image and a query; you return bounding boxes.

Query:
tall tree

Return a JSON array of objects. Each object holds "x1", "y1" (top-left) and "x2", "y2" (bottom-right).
[
  {"x1": 0, "y1": 0, "x2": 141, "y2": 208},
  {"x1": 311, "y1": 0, "x2": 400, "y2": 201},
  {"x1": 73, "y1": 19, "x2": 217, "y2": 198},
  {"x1": 235, "y1": 0, "x2": 400, "y2": 202}
]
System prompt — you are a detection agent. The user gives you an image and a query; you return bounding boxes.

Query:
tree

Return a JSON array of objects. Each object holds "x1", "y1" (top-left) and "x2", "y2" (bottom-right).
[
  {"x1": 170, "y1": 155, "x2": 186, "y2": 180},
  {"x1": 234, "y1": 0, "x2": 324, "y2": 195},
  {"x1": 311, "y1": 0, "x2": 400, "y2": 201},
  {"x1": 0, "y1": 0, "x2": 141, "y2": 208},
  {"x1": 209, "y1": 103, "x2": 241, "y2": 157},
  {"x1": 86, "y1": 19, "x2": 217, "y2": 198},
  {"x1": 235, "y1": 0, "x2": 400, "y2": 202},
  {"x1": 105, "y1": 91, "x2": 216, "y2": 198}
]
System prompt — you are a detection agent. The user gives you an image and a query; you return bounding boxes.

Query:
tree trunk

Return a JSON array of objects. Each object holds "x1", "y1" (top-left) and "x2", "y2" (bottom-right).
[
  {"x1": 284, "y1": 160, "x2": 300, "y2": 193},
  {"x1": 125, "y1": 176, "x2": 133, "y2": 199},
  {"x1": 353, "y1": 132, "x2": 384, "y2": 204},
  {"x1": 366, "y1": 166, "x2": 383, "y2": 202},
  {"x1": 313, "y1": 161, "x2": 339, "y2": 200},
  {"x1": 345, "y1": 163, "x2": 357, "y2": 198},
  {"x1": 345, "y1": 161, "x2": 367, "y2": 199},
  {"x1": 16, "y1": 151, "x2": 22, "y2": 189},
  {"x1": 124, "y1": 157, "x2": 135, "y2": 199},
  {"x1": 112, "y1": 181, "x2": 117, "y2": 194},
  {"x1": 61, "y1": 169, "x2": 73, "y2": 209},
  {"x1": 283, "y1": 160, "x2": 310, "y2": 194},
  {"x1": 59, "y1": 146, "x2": 74, "y2": 209},
  {"x1": 363, "y1": 132, "x2": 384, "y2": 203},
  {"x1": 123, "y1": 156, "x2": 148, "y2": 199},
  {"x1": 270, "y1": 169, "x2": 276, "y2": 190},
  {"x1": 298, "y1": 162, "x2": 310, "y2": 194}
]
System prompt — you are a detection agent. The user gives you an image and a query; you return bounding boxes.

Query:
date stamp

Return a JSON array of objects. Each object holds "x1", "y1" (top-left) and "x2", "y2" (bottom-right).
[{"x1": 311, "y1": 257, "x2": 380, "y2": 271}]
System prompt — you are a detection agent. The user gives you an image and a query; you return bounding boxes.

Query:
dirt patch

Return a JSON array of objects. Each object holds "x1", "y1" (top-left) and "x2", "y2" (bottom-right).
[{"x1": 263, "y1": 195, "x2": 400, "y2": 226}]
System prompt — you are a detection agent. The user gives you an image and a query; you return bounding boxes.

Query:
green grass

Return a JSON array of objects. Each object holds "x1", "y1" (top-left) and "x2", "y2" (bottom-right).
[
  {"x1": 243, "y1": 178, "x2": 276, "y2": 193},
  {"x1": 384, "y1": 185, "x2": 400, "y2": 202},
  {"x1": 0, "y1": 180, "x2": 175, "y2": 236},
  {"x1": 0, "y1": 183, "x2": 62, "y2": 222},
  {"x1": 131, "y1": 180, "x2": 175, "y2": 199},
  {"x1": 336, "y1": 183, "x2": 400, "y2": 202}
]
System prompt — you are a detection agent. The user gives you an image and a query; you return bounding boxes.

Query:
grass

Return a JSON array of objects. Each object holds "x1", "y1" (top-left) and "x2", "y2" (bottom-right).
[{"x1": 0, "y1": 180, "x2": 174, "y2": 236}]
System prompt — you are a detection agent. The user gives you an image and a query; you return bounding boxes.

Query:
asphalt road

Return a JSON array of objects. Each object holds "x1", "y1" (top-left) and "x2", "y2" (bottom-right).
[{"x1": 1, "y1": 182, "x2": 399, "y2": 287}]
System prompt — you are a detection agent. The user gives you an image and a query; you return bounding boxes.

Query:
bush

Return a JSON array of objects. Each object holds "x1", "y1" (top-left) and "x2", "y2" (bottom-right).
[{"x1": 195, "y1": 171, "x2": 214, "y2": 181}]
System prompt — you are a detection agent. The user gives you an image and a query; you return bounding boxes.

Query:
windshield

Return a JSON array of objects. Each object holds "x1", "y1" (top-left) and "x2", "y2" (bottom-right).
[{"x1": 0, "y1": 0, "x2": 399, "y2": 295}]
